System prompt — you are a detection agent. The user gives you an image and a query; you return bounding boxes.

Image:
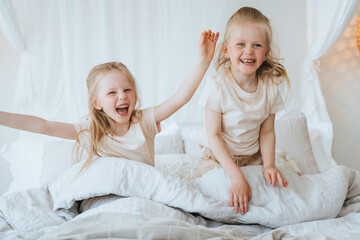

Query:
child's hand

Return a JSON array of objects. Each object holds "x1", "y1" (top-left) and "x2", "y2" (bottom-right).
[
  {"x1": 229, "y1": 176, "x2": 252, "y2": 215},
  {"x1": 197, "y1": 30, "x2": 219, "y2": 63},
  {"x1": 263, "y1": 167, "x2": 288, "y2": 187}
]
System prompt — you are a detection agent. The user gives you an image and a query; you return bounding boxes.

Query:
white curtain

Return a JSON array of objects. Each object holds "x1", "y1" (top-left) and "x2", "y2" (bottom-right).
[
  {"x1": 0, "y1": 0, "x2": 23, "y2": 51},
  {"x1": 303, "y1": 0, "x2": 360, "y2": 171},
  {"x1": 0, "y1": 0, "x2": 33, "y2": 112},
  {"x1": 2, "y1": 0, "x2": 311, "y2": 124},
  {"x1": 4, "y1": 0, "x2": 234, "y2": 123}
]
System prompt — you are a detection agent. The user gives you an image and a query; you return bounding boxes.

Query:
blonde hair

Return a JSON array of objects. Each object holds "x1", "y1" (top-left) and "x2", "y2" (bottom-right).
[
  {"x1": 215, "y1": 7, "x2": 290, "y2": 87},
  {"x1": 74, "y1": 62, "x2": 142, "y2": 173}
]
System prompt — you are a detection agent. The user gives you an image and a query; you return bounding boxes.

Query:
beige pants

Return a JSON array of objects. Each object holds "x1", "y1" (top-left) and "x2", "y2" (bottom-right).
[{"x1": 196, "y1": 148, "x2": 263, "y2": 177}]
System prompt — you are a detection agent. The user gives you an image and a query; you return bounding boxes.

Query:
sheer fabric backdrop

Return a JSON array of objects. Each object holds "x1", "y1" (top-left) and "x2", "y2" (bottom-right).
[
  {"x1": 304, "y1": 0, "x2": 360, "y2": 171},
  {"x1": 0, "y1": 0, "x2": 359, "y2": 174}
]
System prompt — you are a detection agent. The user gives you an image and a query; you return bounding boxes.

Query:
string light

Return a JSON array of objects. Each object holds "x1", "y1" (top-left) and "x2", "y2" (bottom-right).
[{"x1": 357, "y1": 17, "x2": 360, "y2": 53}]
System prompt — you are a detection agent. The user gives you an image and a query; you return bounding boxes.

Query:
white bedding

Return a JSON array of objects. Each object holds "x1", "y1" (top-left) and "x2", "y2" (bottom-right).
[{"x1": 1, "y1": 156, "x2": 360, "y2": 239}]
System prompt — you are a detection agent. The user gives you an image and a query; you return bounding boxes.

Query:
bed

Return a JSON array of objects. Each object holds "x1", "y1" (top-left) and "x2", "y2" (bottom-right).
[{"x1": 1, "y1": 114, "x2": 360, "y2": 239}]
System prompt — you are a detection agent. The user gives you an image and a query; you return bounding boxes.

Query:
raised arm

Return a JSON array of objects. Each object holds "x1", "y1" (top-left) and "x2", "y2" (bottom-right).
[
  {"x1": 0, "y1": 111, "x2": 77, "y2": 140},
  {"x1": 205, "y1": 108, "x2": 251, "y2": 215},
  {"x1": 154, "y1": 30, "x2": 219, "y2": 123}
]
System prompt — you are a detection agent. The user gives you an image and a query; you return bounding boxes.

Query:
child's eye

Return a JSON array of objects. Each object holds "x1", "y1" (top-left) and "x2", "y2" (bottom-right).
[
  {"x1": 108, "y1": 91, "x2": 116, "y2": 95},
  {"x1": 237, "y1": 43, "x2": 245, "y2": 47},
  {"x1": 254, "y1": 44, "x2": 262, "y2": 48},
  {"x1": 124, "y1": 89, "x2": 132, "y2": 92}
]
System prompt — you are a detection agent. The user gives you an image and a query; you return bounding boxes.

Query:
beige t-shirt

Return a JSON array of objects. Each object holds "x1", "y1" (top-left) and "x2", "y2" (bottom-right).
[
  {"x1": 198, "y1": 73, "x2": 284, "y2": 156},
  {"x1": 74, "y1": 107, "x2": 159, "y2": 166}
]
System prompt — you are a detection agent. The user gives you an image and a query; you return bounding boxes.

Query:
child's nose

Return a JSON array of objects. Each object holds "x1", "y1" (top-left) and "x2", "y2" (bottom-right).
[
  {"x1": 245, "y1": 46, "x2": 254, "y2": 54},
  {"x1": 119, "y1": 92, "x2": 127, "y2": 100}
]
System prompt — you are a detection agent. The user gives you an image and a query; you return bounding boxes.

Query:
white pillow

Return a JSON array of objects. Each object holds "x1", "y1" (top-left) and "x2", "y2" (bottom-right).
[
  {"x1": 40, "y1": 140, "x2": 75, "y2": 186},
  {"x1": 275, "y1": 113, "x2": 319, "y2": 175},
  {"x1": 2, "y1": 139, "x2": 43, "y2": 194},
  {"x1": 154, "y1": 122, "x2": 184, "y2": 154},
  {"x1": 2, "y1": 132, "x2": 65, "y2": 194},
  {"x1": 180, "y1": 124, "x2": 204, "y2": 156}
]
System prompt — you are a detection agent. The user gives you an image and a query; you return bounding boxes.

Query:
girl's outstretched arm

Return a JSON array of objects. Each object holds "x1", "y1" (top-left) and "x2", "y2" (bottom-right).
[
  {"x1": 260, "y1": 114, "x2": 288, "y2": 187},
  {"x1": 154, "y1": 30, "x2": 219, "y2": 124},
  {"x1": 205, "y1": 108, "x2": 251, "y2": 215},
  {"x1": 0, "y1": 111, "x2": 77, "y2": 140}
]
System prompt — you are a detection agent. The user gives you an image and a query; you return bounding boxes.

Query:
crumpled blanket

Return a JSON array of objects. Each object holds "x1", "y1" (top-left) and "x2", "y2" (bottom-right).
[
  {"x1": 49, "y1": 157, "x2": 359, "y2": 228},
  {"x1": 1, "y1": 156, "x2": 359, "y2": 236}
]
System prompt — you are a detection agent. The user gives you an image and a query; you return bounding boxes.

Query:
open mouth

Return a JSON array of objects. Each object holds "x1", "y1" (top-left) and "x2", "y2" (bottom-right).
[
  {"x1": 240, "y1": 59, "x2": 256, "y2": 64},
  {"x1": 116, "y1": 104, "x2": 129, "y2": 116}
]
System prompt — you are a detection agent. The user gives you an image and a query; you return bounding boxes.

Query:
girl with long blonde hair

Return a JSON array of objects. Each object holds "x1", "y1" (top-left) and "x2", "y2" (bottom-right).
[
  {"x1": 0, "y1": 30, "x2": 219, "y2": 174},
  {"x1": 197, "y1": 7, "x2": 290, "y2": 215}
]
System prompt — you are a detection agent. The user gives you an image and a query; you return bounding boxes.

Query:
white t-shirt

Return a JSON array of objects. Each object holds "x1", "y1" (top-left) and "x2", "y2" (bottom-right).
[
  {"x1": 198, "y1": 73, "x2": 284, "y2": 156},
  {"x1": 74, "y1": 107, "x2": 159, "y2": 166}
]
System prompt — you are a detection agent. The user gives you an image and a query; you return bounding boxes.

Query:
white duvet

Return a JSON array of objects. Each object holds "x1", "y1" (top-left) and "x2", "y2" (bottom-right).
[{"x1": 1, "y1": 156, "x2": 360, "y2": 239}]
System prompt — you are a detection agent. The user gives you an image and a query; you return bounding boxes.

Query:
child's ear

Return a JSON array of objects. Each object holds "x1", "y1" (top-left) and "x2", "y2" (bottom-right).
[
  {"x1": 266, "y1": 47, "x2": 271, "y2": 57},
  {"x1": 223, "y1": 48, "x2": 229, "y2": 58},
  {"x1": 93, "y1": 101, "x2": 102, "y2": 110},
  {"x1": 223, "y1": 45, "x2": 229, "y2": 58}
]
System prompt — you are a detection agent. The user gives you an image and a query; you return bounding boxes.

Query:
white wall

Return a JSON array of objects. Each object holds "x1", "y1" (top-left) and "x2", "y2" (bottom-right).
[{"x1": 319, "y1": 5, "x2": 360, "y2": 171}]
